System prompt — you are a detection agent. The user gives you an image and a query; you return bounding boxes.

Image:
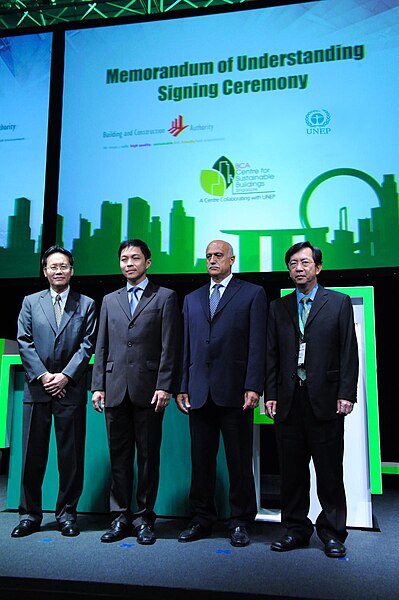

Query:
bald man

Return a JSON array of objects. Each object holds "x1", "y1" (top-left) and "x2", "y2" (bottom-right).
[{"x1": 176, "y1": 241, "x2": 267, "y2": 547}]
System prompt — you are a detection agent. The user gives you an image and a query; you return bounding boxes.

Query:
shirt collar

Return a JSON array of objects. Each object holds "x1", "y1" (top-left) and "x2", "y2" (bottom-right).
[
  {"x1": 210, "y1": 273, "x2": 233, "y2": 291},
  {"x1": 127, "y1": 277, "x2": 149, "y2": 293},
  {"x1": 296, "y1": 283, "x2": 318, "y2": 305},
  {"x1": 50, "y1": 286, "x2": 70, "y2": 301}
]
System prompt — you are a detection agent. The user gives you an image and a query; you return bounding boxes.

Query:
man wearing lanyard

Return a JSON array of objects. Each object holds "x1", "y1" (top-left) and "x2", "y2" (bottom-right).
[
  {"x1": 92, "y1": 239, "x2": 181, "y2": 545},
  {"x1": 265, "y1": 241, "x2": 358, "y2": 558},
  {"x1": 176, "y1": 240, "x2": 267, "y2": 547}
]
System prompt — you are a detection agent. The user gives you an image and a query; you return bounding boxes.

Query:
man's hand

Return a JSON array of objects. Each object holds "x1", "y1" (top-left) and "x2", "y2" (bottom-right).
[
  {"x1": 151, "y1": 389, "x2": 170, "y2": 412},
  {"x1": 336, "y1": 399, "x2": 354, "y2": 415},
  {"x1": 265, "y1": 400, "x2": 277, "y2": 419},
  {"x1": 176, "y1": 393, "x2": 191, "y2": 415},
  {"x1": 42, "y1": 372, "x2": 68, "y2": 398},
  {"x1": 243, "y1": 390, "x2": 260, "y2": 410},
  {"x1": 92, "y1": 390, "x2": 105, "y2": 413}
]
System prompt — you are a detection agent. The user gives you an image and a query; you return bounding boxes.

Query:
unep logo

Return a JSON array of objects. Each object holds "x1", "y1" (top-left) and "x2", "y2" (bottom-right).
[
  {"x1": 200, "y1": 156, "x2": 235, "y2": 196},
  {"x1": 305, "y1": 109, "x2": 331, "y2": 135}
]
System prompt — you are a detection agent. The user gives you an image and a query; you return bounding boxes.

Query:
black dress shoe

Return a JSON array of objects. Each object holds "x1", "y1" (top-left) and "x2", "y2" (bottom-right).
[
  {"x1": 100, "y1": 521, "x2": 131, "y2": 543},
  {"x1": 324, "y1": 538, "x2": 346, "y2": 558},
  {"x1": 178, "y1": 523, "x2": 211, "y2": 543},
  {"x1": 11, "y1": 519, "x2": 41, "y2": 538},
  {"x1": 136, "y1": 524, "x2": 156, "y2": 545},
  {"x1": 270, "y1": 534, "x2": 309, "y2": 552},
  {"x1": 59, "y1": 520, "x2": 80, "y2": 537},
  {"x1": 230, "y1": 526, "x2": 250, "y2": 547}
]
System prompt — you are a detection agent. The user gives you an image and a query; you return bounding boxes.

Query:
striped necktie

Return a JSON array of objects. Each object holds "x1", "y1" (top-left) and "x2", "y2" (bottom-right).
[
  {"x1": 298, "y1": 296, "x2": 311, "y2": 381},
  {"x1": 301, "y1": 296, "x2": 311, "y2": 328}
]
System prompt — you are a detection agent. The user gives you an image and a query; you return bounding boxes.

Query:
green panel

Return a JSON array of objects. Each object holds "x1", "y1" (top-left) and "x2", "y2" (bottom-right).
[
  {"x1": 6, "y1": 366, "x2": 231, "y2": 517},
  {"x1": 0, "y1": 339, "x2": 6, "y2": 447},
  {"x1": 0, "y1": 353, "x2": 21, "y2": 449},
  {"x1": 253, "y1": 405, "x2": 273, "y2": 425},
  {"x1": 381, "y1": 464, "x2": 399, "y2": 475},
  {"x1": 281, "y1": 285, "x2": 382, "y2": 494}
]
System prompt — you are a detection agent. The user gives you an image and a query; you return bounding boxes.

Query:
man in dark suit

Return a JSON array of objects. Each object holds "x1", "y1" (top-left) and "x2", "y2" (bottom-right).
[
  {"x1": 176, "y1": 240, "x2": 267, "y2": 547},
  {"x1": 265, "y1": 241, "x2": 358, "y2": 558},
  {"x1": 11, "y1": 245, "x2": 97, "y2": 538},
  {"x1": 91, "y1": 239, "x2": 181, "y2": 545}
]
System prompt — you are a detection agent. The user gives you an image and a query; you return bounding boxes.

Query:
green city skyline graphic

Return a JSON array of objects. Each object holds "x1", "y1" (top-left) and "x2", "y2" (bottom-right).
[{"x1": 1, "y1": 167, "x2": 398, "y2": 278}]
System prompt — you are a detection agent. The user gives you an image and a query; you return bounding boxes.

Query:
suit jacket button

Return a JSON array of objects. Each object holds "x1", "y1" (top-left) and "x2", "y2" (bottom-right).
[{"x1": 128, "y1": 341, "x2": 133, "y2": 347}]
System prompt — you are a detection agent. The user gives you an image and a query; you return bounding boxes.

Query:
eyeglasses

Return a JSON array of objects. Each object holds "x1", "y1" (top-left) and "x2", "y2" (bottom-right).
[
  {"x1": 288, "y1": 259, "x2": 315, "y2": 269},
  {"x1": 45, "y1": 264, "x2": 71, "y2": 272}
]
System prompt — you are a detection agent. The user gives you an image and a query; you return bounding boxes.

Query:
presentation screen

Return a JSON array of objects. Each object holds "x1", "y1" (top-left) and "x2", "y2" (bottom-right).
[
  {"x1": 58, "y1": 0, "x2": 399, "y2": 275},
  {"x1": 0, "y1": 32, "x2": 52, "y2": 278}
]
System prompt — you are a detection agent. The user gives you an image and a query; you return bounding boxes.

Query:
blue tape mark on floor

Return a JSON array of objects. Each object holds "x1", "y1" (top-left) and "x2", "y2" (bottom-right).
[
  {"x1": 338, "y1": 557, "x2": 349, "y2": 561},
  {"x1": 38, "y1": 539, "x2": 54, "y2": 543},
  {"x1": 215, "y1": 549, "x2": 231, "y2": 554},
  {"x1": 118, "y1": 543, "x2": 135, "y2": 548}
]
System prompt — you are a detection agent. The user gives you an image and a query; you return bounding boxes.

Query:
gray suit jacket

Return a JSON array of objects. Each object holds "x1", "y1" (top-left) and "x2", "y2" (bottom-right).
[
  {"x1": 91, "y1": 281, "x2": 181, "y2": 407},
  {"x1": 17, "y1": 288, "x2": 97, "y2": 404}
]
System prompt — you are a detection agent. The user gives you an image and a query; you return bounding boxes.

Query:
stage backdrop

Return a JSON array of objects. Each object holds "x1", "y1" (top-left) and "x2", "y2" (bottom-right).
[
  {"x1": 57, "y1": 0, "x2": 399, "y2": 275},
  {"x1": 0, "y1": 33, "x2": 52, "y2": 277}
]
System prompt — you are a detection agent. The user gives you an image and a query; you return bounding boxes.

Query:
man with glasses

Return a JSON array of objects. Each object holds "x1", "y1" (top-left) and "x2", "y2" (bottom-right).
[
  {"x1": 265, "y1": 241, "x2": 358, "y2": 558},
  {"x1": 11, "y1": 245, "x2": 96, "y2": 538}
]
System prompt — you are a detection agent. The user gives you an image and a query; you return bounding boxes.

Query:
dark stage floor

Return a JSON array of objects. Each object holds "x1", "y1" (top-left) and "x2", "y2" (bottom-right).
[{"x1": 1, "y1": 475, "x2": 399, "y2": 600}]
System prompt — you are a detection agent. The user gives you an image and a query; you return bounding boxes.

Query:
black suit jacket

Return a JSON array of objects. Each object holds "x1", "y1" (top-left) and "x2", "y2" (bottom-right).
[{"x1": 265, "y1": 285, "x2": 358, "y2": 421}]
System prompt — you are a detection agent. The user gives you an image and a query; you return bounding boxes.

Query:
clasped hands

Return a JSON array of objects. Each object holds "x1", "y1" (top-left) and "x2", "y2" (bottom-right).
[{"x1": 41, "y1": 372, "x2": 69, "y2": 398}]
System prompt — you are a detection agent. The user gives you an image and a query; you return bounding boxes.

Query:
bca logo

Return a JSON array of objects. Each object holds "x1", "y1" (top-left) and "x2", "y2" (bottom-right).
[{"x1": 200, "y1": 156, "x2": 235, "y2": 196}]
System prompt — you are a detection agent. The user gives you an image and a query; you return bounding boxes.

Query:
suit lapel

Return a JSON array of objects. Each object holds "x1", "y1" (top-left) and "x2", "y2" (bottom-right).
[
  {"x1": 57, "y1": 291, "x2": 78, "y2": 336},
  {"x1": 282, "y1": 291, "x2": 300, "y2": 334},
  {"x1": 131, "y1": 281, "x2": 157, "y2": 321},
  {"x1": 199, "y1": 284, "x2": 211, "y2": 322},
  {"x1": 116, "y1": 287, "x2": 132, "y2": 321},
  {"x1": 40, "y1": 289, "x2": 58, "y2": 333},
  {"x1": 212, "y1": 277, "x2": 241, "y2": 320},
  {"x1": 305, "y1": 285, "x2": 328, "y2": 327}
]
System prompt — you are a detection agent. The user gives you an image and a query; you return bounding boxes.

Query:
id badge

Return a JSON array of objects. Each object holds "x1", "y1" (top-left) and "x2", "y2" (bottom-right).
[{"x1": 298, "y1": 342, "x2": 306, "y2": 366}]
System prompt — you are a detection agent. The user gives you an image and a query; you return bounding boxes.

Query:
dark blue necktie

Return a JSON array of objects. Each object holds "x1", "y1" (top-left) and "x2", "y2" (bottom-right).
[{"x1": 209, "y1": 284, "x2": 221, "y2": 319}]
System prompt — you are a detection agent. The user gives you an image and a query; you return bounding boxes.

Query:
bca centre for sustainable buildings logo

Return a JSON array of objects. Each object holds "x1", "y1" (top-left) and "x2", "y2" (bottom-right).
[{"x1": 200, "y1": 156, "x2": 236, "y2": 196}]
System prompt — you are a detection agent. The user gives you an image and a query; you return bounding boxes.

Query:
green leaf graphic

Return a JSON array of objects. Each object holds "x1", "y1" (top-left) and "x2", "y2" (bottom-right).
[{"x1": 200, "y1": 169, "x2": 226, "y2": 196}]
